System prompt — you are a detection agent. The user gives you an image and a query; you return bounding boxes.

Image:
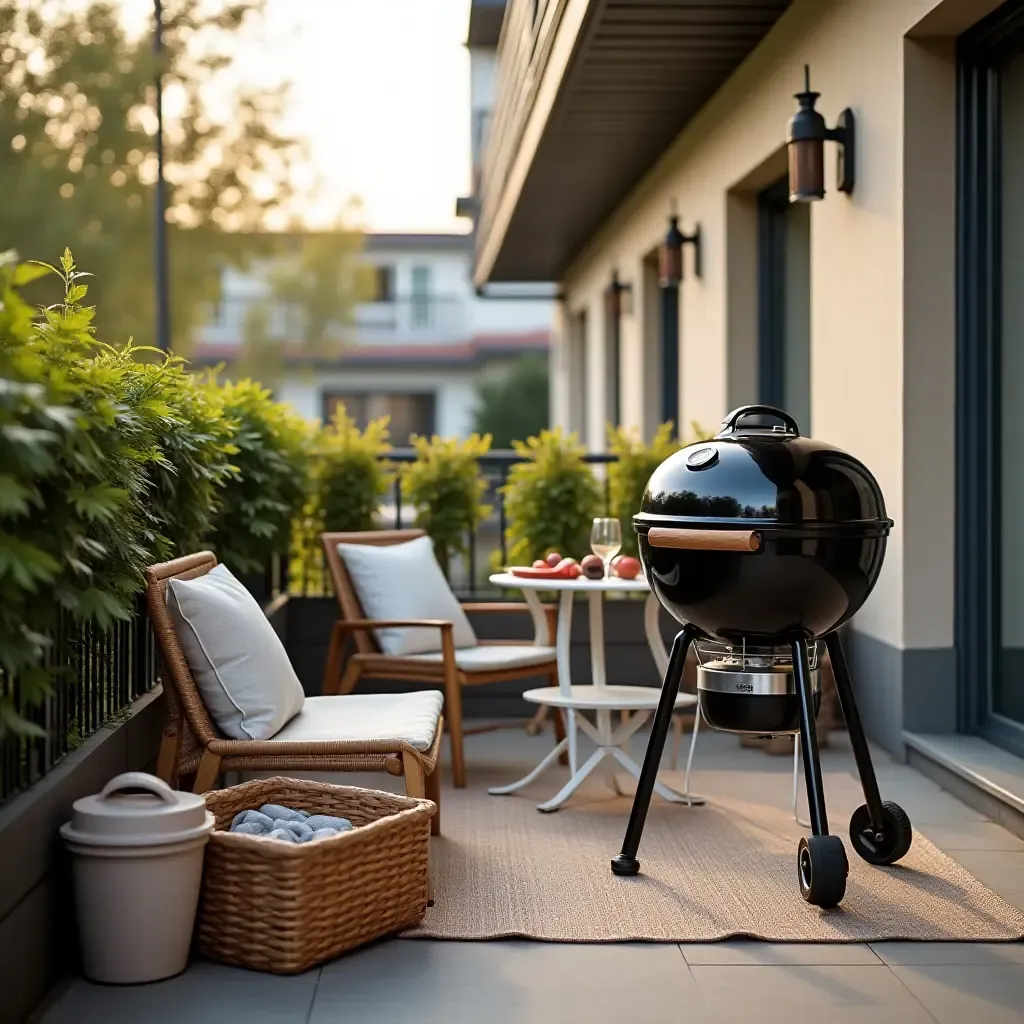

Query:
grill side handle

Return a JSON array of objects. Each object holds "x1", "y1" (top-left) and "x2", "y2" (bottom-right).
[{"x1": 647, "y1": 527, "x2": 762, "y2": 553}]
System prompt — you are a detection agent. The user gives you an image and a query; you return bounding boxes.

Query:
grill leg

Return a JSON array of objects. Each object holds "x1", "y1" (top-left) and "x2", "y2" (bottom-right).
[
  {"x1": 792, "y1": 637, "x2": 828, "y2": 837},
  {"x1": 611, "y1": 624, "x2": 696, "y2": 876},
  {"x1": 824, "y1": 630, "x2": 885, "y2": 831}
]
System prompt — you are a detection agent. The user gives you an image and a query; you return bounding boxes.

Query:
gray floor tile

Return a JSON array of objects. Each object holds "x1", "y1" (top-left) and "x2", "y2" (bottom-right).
[
  {"x1": 891, "y1": 965, "x2": 1024, "y2": 1024},
  {"x1": 947, "y1": 851, "x2": 1024, "y2": 911},
  {"x1": 47, "y1": 723, "x2": 1021, "y2": 1023},
  {"x1": 871, "y1": 941, "x2": 1024, "y2": 966},
  {"x1": 688, "y1": 964, "x2": 936, "y2": 1024},
  {"x1": 40, "y1": 961, "x2": 319, "y2": 1024},
  {"x1": 871, "y1": 787, "x2": 988, "y2": 825},
  {"x1": 311, "y1": 940, "x2": 703, "y2": 1024},
  {"x1": 679, "y1": 941, "x2": 881, "y2": 966},
  {"x1": 916, "y1": 821, "x2": 1024, "y2": 852}
]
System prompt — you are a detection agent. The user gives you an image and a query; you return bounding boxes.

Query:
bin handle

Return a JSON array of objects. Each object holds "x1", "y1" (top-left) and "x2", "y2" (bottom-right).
[{"x1": 98, "y1": 772, "x2": 178, "y2": 806}]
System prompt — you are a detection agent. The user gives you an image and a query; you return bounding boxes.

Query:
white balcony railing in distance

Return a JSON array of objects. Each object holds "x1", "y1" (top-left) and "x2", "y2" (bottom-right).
[{"x1": 194, "y1": 296, "x2": 468, "y2": 350}]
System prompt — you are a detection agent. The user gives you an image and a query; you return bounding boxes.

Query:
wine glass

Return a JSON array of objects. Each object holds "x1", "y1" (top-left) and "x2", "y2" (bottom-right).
[{"x1": 591, "y1": 518, "x2": 622, "y2": 579}]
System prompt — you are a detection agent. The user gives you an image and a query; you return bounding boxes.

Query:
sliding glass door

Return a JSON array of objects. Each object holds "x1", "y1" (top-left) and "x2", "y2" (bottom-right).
[{"x1": 957, "y1": 0, "x2": 1024, "y2": 755}]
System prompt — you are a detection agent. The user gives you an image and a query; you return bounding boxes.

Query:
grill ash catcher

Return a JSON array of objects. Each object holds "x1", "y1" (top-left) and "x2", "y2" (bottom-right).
[{"x1": 610, "y1": 405, "x2": 911, "y2": 908}]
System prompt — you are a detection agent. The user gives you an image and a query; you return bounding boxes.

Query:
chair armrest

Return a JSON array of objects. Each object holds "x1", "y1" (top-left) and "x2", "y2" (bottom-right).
[{"x1": 461, "y1": 602, "x2": 558, "y2": 647}]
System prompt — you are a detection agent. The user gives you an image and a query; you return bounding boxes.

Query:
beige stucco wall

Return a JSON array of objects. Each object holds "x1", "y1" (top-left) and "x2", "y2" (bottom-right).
[{"x1": 550, "y1": 0, "x2": 992, "y2": 652}]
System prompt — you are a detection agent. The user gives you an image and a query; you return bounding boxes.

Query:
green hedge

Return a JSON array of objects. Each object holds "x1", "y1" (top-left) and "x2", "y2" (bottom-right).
[{"x1": 0, "y1": 251, "x2": 311, "y2": 735}]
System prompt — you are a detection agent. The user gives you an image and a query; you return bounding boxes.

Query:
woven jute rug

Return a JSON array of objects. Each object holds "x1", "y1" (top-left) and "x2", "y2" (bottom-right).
[{"x1": 405, "y1": 770, "x2": 1024, "y2": 943}]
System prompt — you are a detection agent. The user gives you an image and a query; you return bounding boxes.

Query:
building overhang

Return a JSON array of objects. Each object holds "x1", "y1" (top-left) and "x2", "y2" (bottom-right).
[
  {"x1": 467, "y1": 0, "x2": 507, "y2": 48},
  {"x1": 474, "y1": 0, "x2": 791, "y2": 284}
]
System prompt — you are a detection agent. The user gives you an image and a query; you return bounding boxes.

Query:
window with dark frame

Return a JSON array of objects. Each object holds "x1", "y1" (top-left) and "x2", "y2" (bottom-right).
[
  {"x1": 321, "y1": 392, "x2": 436, "y2": 446},
  {"x1": 371, "y1": 265, "x2": 395, "y2": 303},
  {"x1": 756, "y1": 177, "x2": 812, "y2": 435},
  {"x1": 411, "y1": 266, "x2": 431, "y2": 328}
]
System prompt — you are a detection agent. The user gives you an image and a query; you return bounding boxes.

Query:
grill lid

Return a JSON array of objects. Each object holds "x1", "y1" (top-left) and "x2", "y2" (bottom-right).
[{"x1": 635, "y1": 405, "x2": 892, "y2": 530}]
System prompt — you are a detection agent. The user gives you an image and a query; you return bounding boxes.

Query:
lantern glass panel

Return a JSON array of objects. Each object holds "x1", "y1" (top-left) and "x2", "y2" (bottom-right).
[
  {"x1": 659, "y1": 243, "x2": 683, "y2": 287},
  {"x1": 788, "y1": 138, "x2": 825, "y2": 202}
]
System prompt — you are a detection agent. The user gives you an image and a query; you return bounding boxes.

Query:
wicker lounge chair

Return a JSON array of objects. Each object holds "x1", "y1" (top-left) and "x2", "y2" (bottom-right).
[
  {"x1": 144, "y1": 551, "x2": 443, "y2": 833},
  {"x1": 320, "y1": 529, "x2": 562, "y2": 788}
]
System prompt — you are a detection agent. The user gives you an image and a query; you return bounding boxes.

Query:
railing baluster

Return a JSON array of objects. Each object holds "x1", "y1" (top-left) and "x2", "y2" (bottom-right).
[{"x1": 498, "y1": 465, "x2": 509, "y2": 569}]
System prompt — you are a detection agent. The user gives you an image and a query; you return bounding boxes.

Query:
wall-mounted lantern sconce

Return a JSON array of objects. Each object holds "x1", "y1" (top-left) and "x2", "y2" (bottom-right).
[
  {"x1": 787, "y1": 64, "x2": 855, "y2": 202},
  {"x1": 604, "y1": 269, "x2": 633, "y2": 319},
  {"x1": 658, "y1": 212, "x2": 702, "y2": 286}
]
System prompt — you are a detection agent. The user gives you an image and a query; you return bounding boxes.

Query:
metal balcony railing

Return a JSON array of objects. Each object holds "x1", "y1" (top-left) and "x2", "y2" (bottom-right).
[{"x1": 290, "y1": 449, "x2": 620, "y2": 599}]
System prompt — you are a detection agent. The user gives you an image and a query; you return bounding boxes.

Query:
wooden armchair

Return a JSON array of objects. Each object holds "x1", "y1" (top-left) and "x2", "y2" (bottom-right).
[
  {"x1": 321, "y1": 529, "x2": 562, "y2": 788},
  {"x1": 145, "y1": 551, "x2": 443, "y2": 833}
]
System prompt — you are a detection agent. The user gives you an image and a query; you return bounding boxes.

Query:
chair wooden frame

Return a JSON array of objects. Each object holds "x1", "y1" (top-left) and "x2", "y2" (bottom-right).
[
  {"x1": 321, "y1": 529, "x2": 562, "y2": 788},
  {"x1": 144, "y1": 551, "x2": 443, "y2": 834}
]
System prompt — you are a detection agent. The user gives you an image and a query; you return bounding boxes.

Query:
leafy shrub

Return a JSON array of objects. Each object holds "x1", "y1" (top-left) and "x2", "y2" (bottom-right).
[
  {"x1": 317, "y1": 407, "x2": 393, "y2": 532},
  {"x1": 290, "y1": 407, "x2": 392, "y2": 593},
  {"x1": 101, "y1": 347, "x2": 236, "y2": 560},
  {"x1": 207, "y1": 378, "x2": 311, "y2": 575},
  {"x1": 0, "y1": 251, "x2": 160, "y2": 733},
  {"x1": 401, "y1": 433, "x2": 492, "y2": 577},
  {"x1": 607, "y1": 421, "x2": 716, "y2": 556},
  {"x1": 500, "y1": 428, "x2": 601, "y2": 568},
  {"x1": 607, "y1": 423, "x2": 681, "y2": 557},
  {"x1": 0, "y1": 250, "x2": 308, "y2": 736}
]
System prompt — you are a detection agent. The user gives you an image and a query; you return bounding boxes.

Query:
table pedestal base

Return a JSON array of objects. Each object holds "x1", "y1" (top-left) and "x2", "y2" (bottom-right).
[{"x1": 488, "y1": 697, "x2": 705, "y2": 813}]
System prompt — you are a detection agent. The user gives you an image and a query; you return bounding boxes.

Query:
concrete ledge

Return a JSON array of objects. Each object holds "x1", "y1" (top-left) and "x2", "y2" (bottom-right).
[
  {"x1": 904, "y1": 730, "x2": 1024, "y2": 840},
  {"x1": 0, "y1": 687, "x2": 166, "y2": 1024}
]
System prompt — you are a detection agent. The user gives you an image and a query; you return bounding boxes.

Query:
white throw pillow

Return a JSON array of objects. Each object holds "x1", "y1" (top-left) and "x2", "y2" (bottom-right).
[
  {"x1": 337, "y1": 536, "x2": 478, "y2": 656},
  {"x1": 165, "y1": 563, "x2": 305, "y2": 741}
]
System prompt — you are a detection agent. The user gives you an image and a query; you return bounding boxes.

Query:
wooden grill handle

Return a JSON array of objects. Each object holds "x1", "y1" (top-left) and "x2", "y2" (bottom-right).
[{"x1": 647, "y1": 527, "x2": 762, "y2": 553}]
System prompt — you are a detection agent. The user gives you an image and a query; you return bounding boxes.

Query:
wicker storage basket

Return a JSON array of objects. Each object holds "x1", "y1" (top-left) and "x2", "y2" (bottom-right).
[{"x1": 198, "y1": 776, "x2": 435, "y2": 974}]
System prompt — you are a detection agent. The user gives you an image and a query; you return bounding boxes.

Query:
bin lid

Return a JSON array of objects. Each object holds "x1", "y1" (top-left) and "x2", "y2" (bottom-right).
[{"x1": 62, "y1": 772, "x2": 212, "y2": 844}]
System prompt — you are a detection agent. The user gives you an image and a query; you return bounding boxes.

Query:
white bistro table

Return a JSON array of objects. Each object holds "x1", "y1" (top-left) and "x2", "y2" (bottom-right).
[{"x1": 487, "y1": 572, "x2": 703, "y2": 812}]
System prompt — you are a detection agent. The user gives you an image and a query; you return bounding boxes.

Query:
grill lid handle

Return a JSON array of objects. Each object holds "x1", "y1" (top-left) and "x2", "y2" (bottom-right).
[
  {"x1": 648, "y1": 527, "x2": 762, "y2": 553},
  {"x1": 718, "y1": 405, "x2": 800, "y2": 438}
]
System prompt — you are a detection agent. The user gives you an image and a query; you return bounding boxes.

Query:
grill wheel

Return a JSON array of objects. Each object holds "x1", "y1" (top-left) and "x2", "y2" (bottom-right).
[
  {"x1": 849, "y1": 801, "x2": 913, "y2": 866},
  {"x1": 797, "y1": 834, "x2": 849, "y2": 908}
]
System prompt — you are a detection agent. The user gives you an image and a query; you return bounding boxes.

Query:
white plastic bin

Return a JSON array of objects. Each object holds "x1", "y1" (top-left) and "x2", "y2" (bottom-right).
[{"x1": 60, "y1": 772, "x2": 214, "y2": 984}]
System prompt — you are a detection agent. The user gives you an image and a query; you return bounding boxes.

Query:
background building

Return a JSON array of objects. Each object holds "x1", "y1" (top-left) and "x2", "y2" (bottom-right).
[
  {"x1": 191, "y1": 231, "x2": 551, "y2": 442},
  {"x1": 191, "y1": 0, "x2": 554, "y2": 444}
]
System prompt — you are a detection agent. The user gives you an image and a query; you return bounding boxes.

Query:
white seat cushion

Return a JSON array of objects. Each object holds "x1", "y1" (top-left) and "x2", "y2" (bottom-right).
[
  {"x1": 405, "y1": 645, "x2": 556, "y2": 672},
  {"x1": 337, "y1": 536, "x2": 477, "y2": 656},
  {"x1": 271, "y1": 691, "x2": 444, "y2": 752},
  {"x1": 166, "y1": 564, "x2": 305, "y2": 741}
]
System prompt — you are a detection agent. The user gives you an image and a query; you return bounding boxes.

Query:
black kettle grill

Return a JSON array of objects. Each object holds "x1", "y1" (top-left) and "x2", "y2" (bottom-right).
[{"x1": 611, "y1": 405, "x2": 912, "y2": 909}]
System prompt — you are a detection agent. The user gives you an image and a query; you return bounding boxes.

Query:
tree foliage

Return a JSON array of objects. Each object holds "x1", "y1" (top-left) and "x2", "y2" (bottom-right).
[
  {"x1": 473, "y1": 355, "x2": 550, "y2": 449},
  {"x1": 238, "y1": 230, "x2": 369, "y2": 385},
  {"x1": 0, "y1": 0, "x2": 302, "y2": 351}
]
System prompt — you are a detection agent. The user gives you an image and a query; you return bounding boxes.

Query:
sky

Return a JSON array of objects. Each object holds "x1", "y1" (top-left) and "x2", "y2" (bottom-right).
[{"x1": 119, "y1": 0, "x2": 474, "y2": 232}]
